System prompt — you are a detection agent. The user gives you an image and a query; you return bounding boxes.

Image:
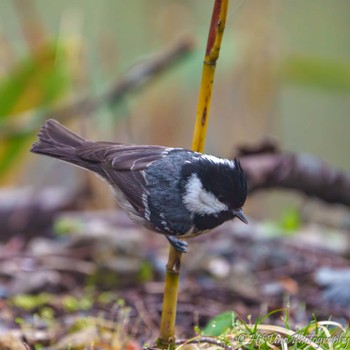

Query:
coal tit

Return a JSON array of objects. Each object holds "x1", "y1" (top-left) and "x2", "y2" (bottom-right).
[{"x1": 31, "y1": 119, "x2": 248, "y2": 253}]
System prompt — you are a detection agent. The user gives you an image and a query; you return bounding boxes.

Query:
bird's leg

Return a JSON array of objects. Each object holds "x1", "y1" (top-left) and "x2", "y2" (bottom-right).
[{"x1": 166, "y1": 235, "x2": 188, "y2": 253}]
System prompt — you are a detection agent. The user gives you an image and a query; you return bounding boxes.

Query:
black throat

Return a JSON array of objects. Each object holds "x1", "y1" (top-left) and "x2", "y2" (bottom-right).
[{"x1": 192, "y1": 211, "x2": 234, "y2": 232}]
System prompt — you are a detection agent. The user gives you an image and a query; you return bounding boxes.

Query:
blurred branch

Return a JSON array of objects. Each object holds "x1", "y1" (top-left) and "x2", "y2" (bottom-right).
[
  {"x1": 105, "y1": 37, "x2": 194, "y2": 105},
  {"x1": 237, "y1": 141, "x2": 350, "y2": 207},
  {"x1": 0, "y1": 37, "x2": 194, "y2": 139}
]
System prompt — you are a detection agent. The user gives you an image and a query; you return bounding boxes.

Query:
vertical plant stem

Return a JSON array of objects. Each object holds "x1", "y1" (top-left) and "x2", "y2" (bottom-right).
[
  {"x1": 156, "y1": 246, "x2": 182, "y2": 349},
  {"x1": 192, "y1": 0, "x2": 229, "y2": 153},
  {"x1": 157, "y1": 1, "x2": 229, "y2": 348}
]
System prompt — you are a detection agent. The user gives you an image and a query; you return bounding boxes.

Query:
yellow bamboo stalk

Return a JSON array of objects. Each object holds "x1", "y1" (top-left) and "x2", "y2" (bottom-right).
[
  {"x1": 157, "y1": 1, "x2": 229, "y2": 348},
  {"x1": 157, "y1": 247, "x2": 182, "y2": 349},
  {"x1": 192, "y1": 0, "x2": 229, "y2": 153}
]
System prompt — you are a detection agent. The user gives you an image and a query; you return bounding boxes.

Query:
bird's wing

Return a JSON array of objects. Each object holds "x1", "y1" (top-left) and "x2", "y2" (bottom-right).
[
  {"x1": 76, "y1": 142, "x2": 168, "y2": 170},
  {"x1": 76, "y1": 143, "x2": 171, "y2": 215},
  {"x1": 101, "y1": 165, "x2": 148, "y2": 215},
  {"x1": 105, "y1": 145, "x2": 170, "y2": 171}
]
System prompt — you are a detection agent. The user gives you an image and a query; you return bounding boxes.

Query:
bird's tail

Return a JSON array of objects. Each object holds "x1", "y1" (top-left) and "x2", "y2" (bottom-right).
[{"x1": 31, "y1": 119, "x2": 96, "y2": 171}]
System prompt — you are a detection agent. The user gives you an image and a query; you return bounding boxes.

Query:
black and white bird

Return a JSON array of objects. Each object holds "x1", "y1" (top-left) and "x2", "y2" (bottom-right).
[{"x1": 31, "y1": 119, "x2": 248, "y2": 253}]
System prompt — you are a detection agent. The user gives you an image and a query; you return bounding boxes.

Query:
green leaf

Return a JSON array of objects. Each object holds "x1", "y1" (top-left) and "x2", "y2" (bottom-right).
[
  {"x1": 203, "y1": 311, "x2": 236, "y2": 336},
  {"x1": 0, "y1": 42, "x2": 69, "y2": 117},
  {"x1": 137, "y1": 261, "x2": 153, "y2": 282},
  {"x1": 281, "y1": 54, "x2": 350, "y2": 92},
  {"x1": 279, "y1": 207, "x2": 300, "y2": 233},
  {"x1": 0, "y1": 41, "x2": 70, "y2": 182},
  {"x1": 0, "y1": 136, "x2": 29, "y2": 175}
]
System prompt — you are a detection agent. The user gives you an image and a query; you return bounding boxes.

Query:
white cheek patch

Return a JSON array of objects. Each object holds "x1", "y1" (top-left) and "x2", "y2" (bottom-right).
[{"x1": 183, "y1": 174, "x2": 228, "y2": 215}]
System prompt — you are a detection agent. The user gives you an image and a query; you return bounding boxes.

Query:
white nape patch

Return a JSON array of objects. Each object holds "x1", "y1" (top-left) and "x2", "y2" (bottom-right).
[
  {"x1": 201, "y1": 154, "x2": 235, "y2": 168},
  {"x1": 183, "y1": 173, "x2": 228, "y2": 215}
]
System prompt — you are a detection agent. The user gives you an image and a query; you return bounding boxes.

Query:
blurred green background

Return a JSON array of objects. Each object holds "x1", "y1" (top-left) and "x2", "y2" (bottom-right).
[{"x1": 0, "y1": 0, "x2": 349, "y2": 220}]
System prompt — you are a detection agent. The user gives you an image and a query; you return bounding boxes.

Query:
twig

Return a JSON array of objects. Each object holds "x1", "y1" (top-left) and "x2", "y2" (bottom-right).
[
  {"x1": 0, "y1": 37, "x2": 194, "y2": 139},
  {"x1": 191, "y1": 0, "x2": 229, "y2": 152},
  {"x1": 134, "y1": 299, "x2": 158, "y2": 332},
  {"x1": 157, "y1": 1, "x2": 229, "y2": 349},
  {"x1": 175, "y1": 336, "x2": 230, "y2": 348}
]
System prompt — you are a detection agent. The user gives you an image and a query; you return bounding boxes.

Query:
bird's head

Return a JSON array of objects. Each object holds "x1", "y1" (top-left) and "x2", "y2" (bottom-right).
[{"x1": 182, "y1": 156, "x2": 248, "y2": 223}]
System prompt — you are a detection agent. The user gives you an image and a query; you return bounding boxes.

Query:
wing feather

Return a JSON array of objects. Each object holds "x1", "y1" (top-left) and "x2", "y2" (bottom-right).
[
  {"x1": 101, "y1": 164, "x2": 148, "y2": 215},
  {"x1": 76, "y1": 142, "x2": 171, "y2": 215},
  {"x1": 77, "y1": 143, "x2": 168, "y2": 170}
]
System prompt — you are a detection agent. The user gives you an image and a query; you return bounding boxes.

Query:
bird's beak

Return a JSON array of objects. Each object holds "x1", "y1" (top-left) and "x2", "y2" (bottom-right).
[{"x1": 233, "y1": 209, "x2": 248, "y2": 224}]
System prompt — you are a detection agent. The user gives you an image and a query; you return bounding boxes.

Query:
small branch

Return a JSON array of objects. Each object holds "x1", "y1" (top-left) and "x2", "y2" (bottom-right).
[
  {"x1": 153, "y1": 335, "x2": 227, "y2": 350},
  {"x1": 175, "y1": 336, "x2": 228, "y2": 348},
  {"x1": 206, "y1": 0, "x2": 229, "y2": 62},
  {"x1": 157, "y1": 1, "x2": 229, "y2": 348},
  {"x1": 191, "y1": 0, "x2": 229, "y2": 153},
  {"x1": 156, "y1": 248, "x2": 182, "y2": 349},
  {"x1": 105, "y1": 37, "x2": 194, "y2": 105}
]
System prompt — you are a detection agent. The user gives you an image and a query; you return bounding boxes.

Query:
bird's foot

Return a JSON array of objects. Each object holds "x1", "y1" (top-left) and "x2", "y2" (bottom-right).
[{"x1": 166, "y1": 235, "x2": 188, "y2": 253}]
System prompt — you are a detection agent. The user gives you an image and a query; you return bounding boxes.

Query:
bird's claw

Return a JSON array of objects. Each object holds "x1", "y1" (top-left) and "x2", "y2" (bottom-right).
[{"x1": 166, "y1": 236, "x2": 188, "y2": 253}]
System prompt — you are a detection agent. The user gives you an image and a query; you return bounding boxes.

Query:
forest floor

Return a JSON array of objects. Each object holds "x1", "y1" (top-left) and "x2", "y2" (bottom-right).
[{"x1": 0, "y1": 189, "x2": 349, "y2": 349}]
